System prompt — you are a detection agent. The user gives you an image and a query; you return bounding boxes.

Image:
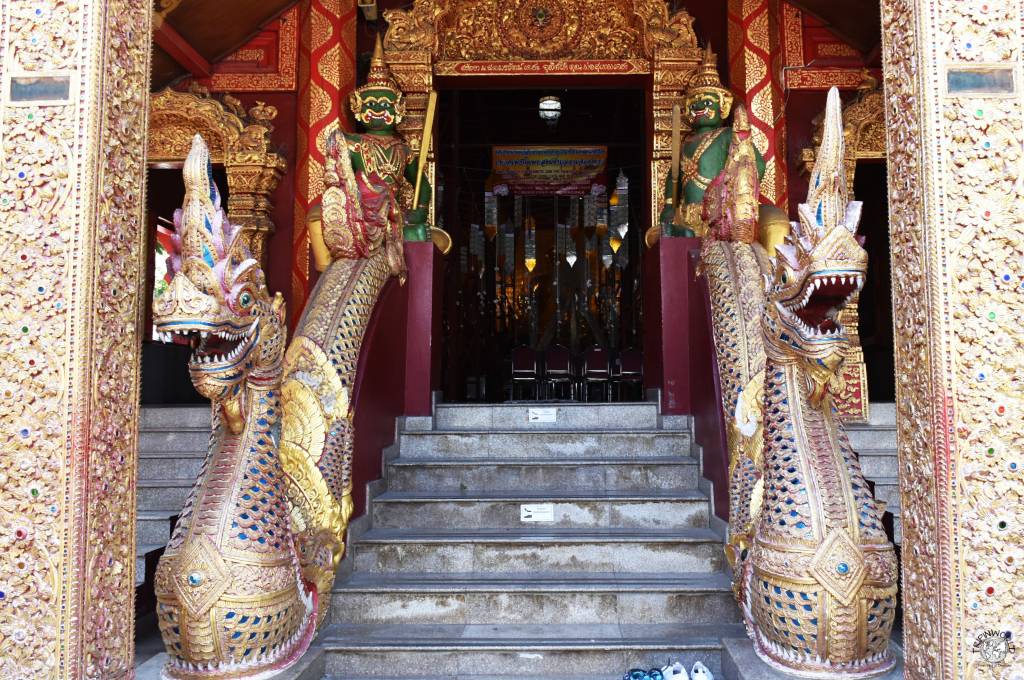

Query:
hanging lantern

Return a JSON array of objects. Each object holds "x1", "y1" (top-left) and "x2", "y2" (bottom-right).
[
  {"x1": 612, "y1": 170, "x2": 629, "y2": 240},
  {"x1": 583, "y1": 194, "x2": 596, "y2": 239},
  {"x1": 539, "y1": 96, "x2": 561, "y2": 125},
  {"x1": 600, "y1": 234, "x2": 613, "y2": 269},
  {"x1": 566, "y1": 242, "x2": 578, "y2": 268},
  {"x1": 502, "y1": 226, "x2": 515, "y2": 276},
  {"x1": 609, "y1": 234, "x2": 622, "y2": 253},
  {"x1": 484, "y1": 191, "x2": 498, "y2": 240},
  {"x1": 596, "y1": 190, "x2": 609, "y2": 237},
  {"x1": 524, "y1": 217, "x2": 537, "y2": 272}
]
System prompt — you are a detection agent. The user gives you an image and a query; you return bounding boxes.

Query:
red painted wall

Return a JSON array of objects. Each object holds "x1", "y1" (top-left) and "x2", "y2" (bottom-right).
[
  {"x1": 688, "y1": 249, "x2": 731, "y2": 521},
  {"x1": 350, "y1": 277, "x2": 409, "y2": 518}
]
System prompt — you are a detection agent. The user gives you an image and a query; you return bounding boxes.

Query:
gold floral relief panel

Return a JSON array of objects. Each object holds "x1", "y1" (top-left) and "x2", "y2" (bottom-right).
[
  {"x1": 879, "y1": 0, "x2": 943, "y2": 677},
  {"x1": 433, "y1": 0, "x2": 649, "y2": 61},
  {"x1": 939, "y1": 0, "x2": 1023, "y2": 677},
  {"x1": 883, "y1": 0, "x2": 1024, "y2": 678},
  {"x1": 0, "y1": 1, "x2": 151, "y2": 678}
]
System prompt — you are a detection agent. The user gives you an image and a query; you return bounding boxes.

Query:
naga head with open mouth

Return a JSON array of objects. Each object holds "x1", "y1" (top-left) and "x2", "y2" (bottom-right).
[
  {"x1": 764, "y1": 88, "x2": 867, "y2": 402},
  {"x1": 153, "y1": 135, "x2": 286, "y2": 416}
]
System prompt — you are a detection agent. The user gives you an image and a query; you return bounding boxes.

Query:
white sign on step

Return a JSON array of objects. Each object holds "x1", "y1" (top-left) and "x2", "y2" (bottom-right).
[
  {"x1": 528, "y1": 407, "x2": 557, "y2": 423},
  {"x1": 520, "y1": 503, "x2": 555, "y2": 522}
]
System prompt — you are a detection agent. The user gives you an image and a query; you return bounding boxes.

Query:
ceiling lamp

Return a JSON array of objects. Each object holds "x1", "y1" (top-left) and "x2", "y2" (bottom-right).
[{"x1": 539, "y1": 96, "x2": 561, "y2": 126}]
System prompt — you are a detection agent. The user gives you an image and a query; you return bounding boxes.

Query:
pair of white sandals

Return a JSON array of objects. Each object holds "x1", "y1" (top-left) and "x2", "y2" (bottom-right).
[{"x1": 662, "y1": 661, "x2": 714, "y2": 680}]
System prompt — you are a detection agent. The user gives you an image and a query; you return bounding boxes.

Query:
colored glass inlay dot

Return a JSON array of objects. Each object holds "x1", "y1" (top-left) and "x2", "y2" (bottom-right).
[
  {"x1": 19, "y1": 429, "x2": 29, "y2": 438},
  {"x1": 975, "y1": 108, "x2": 985, "y2": 118},
  {"x1": 26, "y1": 113, "x2": 34, "y2": 121},
  {"x1": 14, "y1": 529, "x2": 27, "y2": 540},
  {"x1": 986, "y1": 587, "x2": 995, "y2": 595},
  {"x1": 0, "y1": 591, "x2": 5, "y2": 599},
  {"x1": 977, "y1": 372, "x2": 986, "y2": 382},
  {"x1": 972, "y1": 602, "x2": 980, "y2": 610},
  {"x1": 29, "y1": 488, "x2": 39, "y2": 498},
  {"x1": 187, "y1": 572, "x2": 204, "y2": 587},
  {"x1": 988, "y1": 447, "x2": 996, "y2": 456},
  {"x1": 1010, "y1": 462, "x2": 1018, "y2": 471},
  {"x1": 997, "y1": 406, "x2": 1006, "y2": 415},
  {"x1": 836, "y1": 562, "x2": 850, "y2": 575},
  {"x1": 17, "y1": 172, "x2": 25, "y2": 179},
  {"x1": 988, "y1": 312, "x2": 997, "y2": 321},
  {"x1": 998, "y1": 520, "x2": 1008, "y2": 530}
]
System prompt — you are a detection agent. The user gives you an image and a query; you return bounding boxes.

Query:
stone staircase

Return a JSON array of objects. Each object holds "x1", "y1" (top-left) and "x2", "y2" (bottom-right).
[
  {"x1": 846, "y1": 403, "x2": 901, "y2": 544},
  {"x1": 133, "y1": 399, "x2": 901, "y2": 676},
  {"x1": 135, "y1": 405, "x2": 209, "y2": 585},
  {"x1": 319, "y1": 401, "x2": 743, "y2": 678}
]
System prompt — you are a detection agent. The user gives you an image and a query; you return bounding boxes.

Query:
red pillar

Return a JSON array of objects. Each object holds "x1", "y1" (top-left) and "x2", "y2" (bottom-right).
[
  {"x1": 728, "y1": 0, "x2": 788, "y2": 209},
  {"x1": 643, "y1": 237, "x2": 701, "y2": 415},
  {"x1": 403, "y1": 242, "x2": 445, "y2": 415},
  {"x1": 293, "y1": 0, "x2": 357, "y2": 327}
]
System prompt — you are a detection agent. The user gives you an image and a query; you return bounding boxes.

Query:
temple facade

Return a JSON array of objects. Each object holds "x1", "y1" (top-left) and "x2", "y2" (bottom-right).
[{"x1": 0, "y1": 1, "x2": 1021, "y2": 679}]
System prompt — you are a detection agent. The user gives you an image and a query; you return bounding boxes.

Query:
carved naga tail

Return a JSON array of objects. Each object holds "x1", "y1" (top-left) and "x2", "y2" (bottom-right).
[
  {"x1": 152, "y1": 135, "x2": 315, "y2": 679},
  {"x1": 279, "y1": 128, "x2": 403, "y2": 619},
  {"x1": 700, "y1": 104, "x2": 773, "y2": 603},
  {"x1": 746, "y1": 88, "x2": 897, "y2": 676}
]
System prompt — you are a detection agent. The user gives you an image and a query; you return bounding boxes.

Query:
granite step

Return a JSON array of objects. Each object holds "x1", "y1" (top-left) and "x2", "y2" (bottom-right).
[
  {"x1": 137, "y1": 450, "x2": 206, "y2": 481},
  {"x1": 138, "y1": 427, "x2": 212, "y2": 454},
  {"x1": 866, "y1": 402, "x2": 896, "y2": 426},
  {"x1": 330, "y1": 571, "x2": 738, "y2": 625},
  {"x1": 140, "y1": 405, "x2": 210, "y2": 430},
  {"x1": 386, "y1": 457, "x2": 700, "y2": 492},
  {"x1": 397, "y1": 430, "x2": 692, "y2": 460},
  {"x1": 320, "y1": 622, "x2": 745, "y2": 677},
  {"x1": 432, "y1": 402, "x2": 661, "y2": 432},
  {"x1": 872, "y1": 476, "x2": 901, "y2": 512},
  {"x1": 857, "y1": 449, "x2": 899, "y2": 478},
  {"x1": 137, "y1": 478, "x2": 194, "y2": 511},
  {"x1": 370, "y1": 489, "x2": 710, "y2": 529},
  {"x1": 351, "y1": 527, "x2": 727, "y2": 574},
  {"x1": 135, "y1": 510, "x2": 177, "y2": 546},
  {"x1": 846, "y1": 424, "x2": 897, "y2": 451},
  {"x1": 135, "y1": 542, "x2": 164, "y2": 587}
]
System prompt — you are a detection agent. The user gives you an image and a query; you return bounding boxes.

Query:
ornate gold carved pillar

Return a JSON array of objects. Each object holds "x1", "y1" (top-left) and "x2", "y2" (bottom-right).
[
  {"x1": 881, "y1": 0, "x2": 1023, "y2": 677},
  {"x1": 224, "y1": 101, "x2": 287, "y2": 263},
  {"x1": 651, "y1": 46, "x2": 703, "y2": 228},
  {"x1": 0, "y1": 1, "x2": 151, "y2": 677},
  {"x1": 148, "y1": 89, "x2": 286, "y2": 263}
]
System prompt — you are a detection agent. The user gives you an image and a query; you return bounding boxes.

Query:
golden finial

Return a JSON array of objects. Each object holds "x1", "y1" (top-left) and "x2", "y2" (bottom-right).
[{"x1": 364, "y1": 32, "x2": 398, "y2": 92}]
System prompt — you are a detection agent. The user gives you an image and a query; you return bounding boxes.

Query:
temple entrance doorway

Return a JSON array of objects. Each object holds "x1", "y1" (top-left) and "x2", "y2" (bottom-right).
[{"x1": 436, "y1": 85, "x2": 648, "y2": 403}]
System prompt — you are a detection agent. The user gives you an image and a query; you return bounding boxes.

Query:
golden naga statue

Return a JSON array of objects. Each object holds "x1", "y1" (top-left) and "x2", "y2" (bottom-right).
[
  {"x1": 152, "y1": 135, "x2": 316, "y2": 679},
  {"x1": 750, "y1": 88, "x2": 897, "y2": 675},
  {"x1": 279, "y1": 33, "x2": 432, "y2": 621},
  {"x1": 699, "y1": 83, "x2": 896, "y2": 674}
]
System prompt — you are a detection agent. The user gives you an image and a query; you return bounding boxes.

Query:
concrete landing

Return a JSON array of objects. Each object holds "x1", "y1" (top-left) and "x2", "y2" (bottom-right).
[
  {"x1": 136, "y1": 647, "x2": 325, "y2": 680},
  {"x1": 720, "y1": 637, "x2": 904, "y2": 680}
]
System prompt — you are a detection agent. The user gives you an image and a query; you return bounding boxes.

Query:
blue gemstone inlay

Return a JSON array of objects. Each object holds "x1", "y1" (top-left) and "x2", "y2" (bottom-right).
[{"x1": 836, "y1": 562, "x2": 850, "y2": 575}]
